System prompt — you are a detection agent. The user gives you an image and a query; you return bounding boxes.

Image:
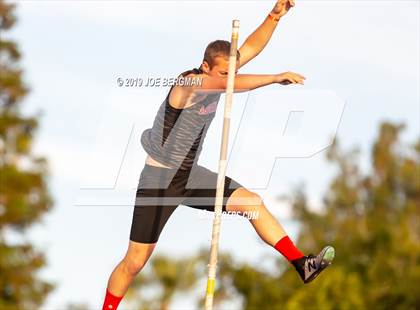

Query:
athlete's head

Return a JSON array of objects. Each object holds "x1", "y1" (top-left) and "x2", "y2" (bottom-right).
[{"x1": 200, "y1": 40, "x2": 240, "y2": 77}]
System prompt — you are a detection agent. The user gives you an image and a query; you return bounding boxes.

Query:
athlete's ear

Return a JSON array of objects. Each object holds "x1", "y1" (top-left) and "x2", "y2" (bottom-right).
[{"x1": 201, "y1": 61, "x2": 210, "y2": 74}]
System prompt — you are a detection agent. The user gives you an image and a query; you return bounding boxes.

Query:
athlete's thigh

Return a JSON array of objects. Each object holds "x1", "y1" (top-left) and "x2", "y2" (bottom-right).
[
  {"x1": 130, "y1": 204, "x2": 178, "y2": 244},
  {"x1": 130, "y1": 164, "x2": 185, "y2": 244},
  {"x1": 182, "y1": 165, "x2": 244, "y2": 212}
]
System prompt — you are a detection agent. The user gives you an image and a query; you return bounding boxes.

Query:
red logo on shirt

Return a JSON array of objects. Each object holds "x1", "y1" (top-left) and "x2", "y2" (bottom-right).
[{"x1": 198, "y1": 101, "x2": 218, "y2": 115}]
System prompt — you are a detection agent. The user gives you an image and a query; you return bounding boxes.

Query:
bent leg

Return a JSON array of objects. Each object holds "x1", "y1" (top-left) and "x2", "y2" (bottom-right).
[{"x1": 225, "y1": 187, "x2": 287, "y2": 246}]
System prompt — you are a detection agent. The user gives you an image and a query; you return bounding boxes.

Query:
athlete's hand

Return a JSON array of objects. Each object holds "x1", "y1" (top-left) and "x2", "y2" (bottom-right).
[
  {"x1": 275, "y1": 71, "x2": 306, "y2": 85},
  {"x1": 271, "y1": 0, "x2": 295, "y2": 18}
]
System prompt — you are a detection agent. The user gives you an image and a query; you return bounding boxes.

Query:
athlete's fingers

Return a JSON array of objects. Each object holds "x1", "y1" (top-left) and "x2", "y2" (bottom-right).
[
  {"x1": 288, "y1": 72, "x2": 305, "y2": 81},
  {"x1": 278, "y1": 72, "x2": 304, "y2": 85},
  {"x1": 289, "y1": 0, "x2": 295, "y2": 7},
  {"x1": 294, "y1": 77, "x2": 304, "y2": 84},
  {"x1": 288, "y1": 75, "x2": 304, "y2": 85},
  {"x1": 295, "y1": 75, "x2": 305, "y2": 84},
  {"x1": 288, "y1": 74, "x2": 298, "y2": 84},
  {"x1": 286, "y1": 73, "x2": 299, "y2": 83},
  {"x1": 295, "y1": 73, "x2": 306, "y2": 80},
  {"x1": 287, "y1": 71, "x2": 304, "y2": 79}
]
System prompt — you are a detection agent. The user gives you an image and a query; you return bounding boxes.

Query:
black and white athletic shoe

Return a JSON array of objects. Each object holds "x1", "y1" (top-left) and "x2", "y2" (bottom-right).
[{"x1": 292, "y1": 246, "x2": 335, "y2": 284}]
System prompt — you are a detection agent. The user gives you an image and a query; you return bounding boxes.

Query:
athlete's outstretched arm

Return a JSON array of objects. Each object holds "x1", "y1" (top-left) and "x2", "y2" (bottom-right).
[
  {"x1": 191, "y1": 71, "x2": 305, "y2": 94},
  {"x1": 238, "y1": 0, "x2": 295, "y2": 68}
]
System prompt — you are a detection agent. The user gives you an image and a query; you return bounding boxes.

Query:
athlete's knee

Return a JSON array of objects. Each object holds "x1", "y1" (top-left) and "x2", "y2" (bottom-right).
[
  {"x1": 123, "y1": 242, "x2": 156, "y2": 275},
  {"x1": 227, "y1": 188, "x2": 263, "y2": 214},
  {"x1": 123, "y1": 255, "x2": 148, "y2": 275}
]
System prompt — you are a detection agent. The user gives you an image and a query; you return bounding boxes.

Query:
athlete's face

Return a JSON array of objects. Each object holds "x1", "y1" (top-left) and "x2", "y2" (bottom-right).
[{"x1": 203, "y1": 56, "x2": 240, "y2": 77}]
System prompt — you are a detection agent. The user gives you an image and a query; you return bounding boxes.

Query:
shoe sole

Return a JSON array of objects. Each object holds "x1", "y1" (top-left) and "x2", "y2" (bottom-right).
[
  {"x1": 304, "y1": 246, "x2": 335, "y2": 284},
  {"x1": 322, "y1": 246, "x2": 335, "y2": 265}
]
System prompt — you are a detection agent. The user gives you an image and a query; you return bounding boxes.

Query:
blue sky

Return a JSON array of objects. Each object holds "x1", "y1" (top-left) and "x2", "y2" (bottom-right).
[{"x1": 7, "y1": 1, "x2": 419, "y2": 309}]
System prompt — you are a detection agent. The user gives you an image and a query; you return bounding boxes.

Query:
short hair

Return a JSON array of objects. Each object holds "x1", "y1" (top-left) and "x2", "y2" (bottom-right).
[{"x1": 203, "y1": 40, "x2": 240, "y2": 69}]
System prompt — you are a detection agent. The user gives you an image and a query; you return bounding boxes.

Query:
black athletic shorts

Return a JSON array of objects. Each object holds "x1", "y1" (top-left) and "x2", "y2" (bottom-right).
[{"x1": 129, "y1": 163, "x2": 244, "y2": 243}]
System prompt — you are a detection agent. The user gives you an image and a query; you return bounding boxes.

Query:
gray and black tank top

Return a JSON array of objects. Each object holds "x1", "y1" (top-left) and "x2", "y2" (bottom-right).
[{"x1": 141, "y1": 68, "x2": 221, "y2": 170}]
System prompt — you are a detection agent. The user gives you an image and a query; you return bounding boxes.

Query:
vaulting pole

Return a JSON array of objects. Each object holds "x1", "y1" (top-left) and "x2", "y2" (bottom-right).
[{"x1": 204, "y1": 19, "x2": 240, "y2": 310}]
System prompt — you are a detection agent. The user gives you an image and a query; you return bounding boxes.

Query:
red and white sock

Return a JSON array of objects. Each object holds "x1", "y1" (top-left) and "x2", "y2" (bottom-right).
[
  {"x1": 102, "y1": 289, "x2": 123, "y2": 310},
  {"x1": 274, "y1": 236, "x2": 304, "y2": 262}
]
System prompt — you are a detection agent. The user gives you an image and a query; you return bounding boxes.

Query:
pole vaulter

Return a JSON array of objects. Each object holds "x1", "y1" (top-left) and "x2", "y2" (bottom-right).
[{"x1": 102, "y1": 2, "x2": 335, "y2": 309}]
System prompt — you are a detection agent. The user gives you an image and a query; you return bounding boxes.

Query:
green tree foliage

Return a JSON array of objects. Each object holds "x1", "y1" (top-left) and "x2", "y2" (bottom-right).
[
  {"x1": 126, "y1": 253, "x2": 204, "y2": 310},
  {"x1": 0, "y1": 1, "x2": 54, "y2": 309},
  {"x1": 223, "y1": 122, "x2": 420, "y2": 309},
  {"x1": 127, "y1": 249, "x2": 238, "y2": 309}
]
